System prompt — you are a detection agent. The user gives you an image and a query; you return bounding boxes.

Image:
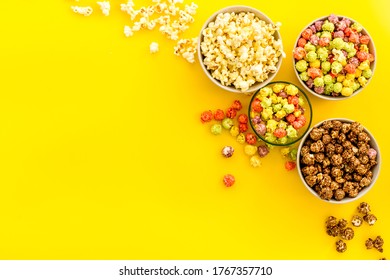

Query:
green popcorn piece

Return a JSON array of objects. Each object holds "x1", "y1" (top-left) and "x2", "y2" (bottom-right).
[
  {"x1": 332, "y1": 37, "x2": 345, "y2": 50},
  {"x1": 333, "y1": 82, "x2": 343, "y2": 93},
  {"x1": 283, "y1": 103, "x2": 295, "y2": 114},
  {"x1": 322, "y1": 20, "x2": 335, "y2": 32},
  {"x1": 266, "y1": 119, "x2": 278, "y2": 132},
  {"x1": 321, "y1": 61, "x2": 331, "y2": 73},
  {"x1": 261, "y1": 97, "x2": 272, "y2": 108},
  {"x1": 285, "y1": 84, "x2": 299, "y2": 95},
  {"x1": 363, "y1": 69, "x2": 372, "y2": 79},
  {"x1": 351, "y1": 22, "x2": 363, "y2": 32},
  {"x1": 299, "y1": 71, "x2": 309, "y2": 81},
  {"x1": 314, "y1": 77, "x2": 324, "y2": 87},
  {"x1": 304, "y1": 42, "x2": 316, "y2": 53},
  {"x1": 324, "y1": 83, "x2": 334, "y2": 95},
  {"x1": 323, "y1": 74, "x2": 334, "y2": 85},
  {"x1": 222, "y1": 118, "x2": 234, "y2": 129},
  {"x1": 306, "y1": 51, "x2": 318, "y2": 62},
  {"x1": 296, "y1": 60, "x2": 308, "y2": 72}
]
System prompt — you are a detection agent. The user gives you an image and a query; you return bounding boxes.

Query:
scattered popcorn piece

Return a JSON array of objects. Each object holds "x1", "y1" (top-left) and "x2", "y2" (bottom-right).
[
  {"x1": 120, "y1": 0, "x2": 139, "y2": 20},
  {"x1": 150, "y1": 42, "x2": 159, "y2": 53},
  {"x1": 174, "y1": 37, "x2": 198, "y2": 63},
  {"x1": 71, "y1": 6, "x2": 93, "y2": 16},
  {"x1": 124, "y1": 25, "x2": 133, "y2": 37},
  {"x1": 120, "y1": 0, "x2": 198, "y2": 41},
  {"x1": 97, "y1": 1, "x2": 110, "y2": 16}
]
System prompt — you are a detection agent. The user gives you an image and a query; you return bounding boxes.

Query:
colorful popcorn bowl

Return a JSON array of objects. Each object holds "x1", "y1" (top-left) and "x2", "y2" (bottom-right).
[
  {"x1": 293, "y1": 15, "x2": 376, "y2": 100},
  {"x1": 297, "y1": 118, "x2": 380, "y2": 204},
  {"x1": 198, "y1": 6, "x2": 283, "y2": 94},
  {"x1": 248, "y1": 81, "x2": 312, "y2": 146}
]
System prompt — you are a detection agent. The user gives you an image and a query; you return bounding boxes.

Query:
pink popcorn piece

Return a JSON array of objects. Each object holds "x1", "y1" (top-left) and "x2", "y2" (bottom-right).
[
  {"x1": 328, "y1": 14, "x2": 339, "y2": 24},
  {"x1": 367, "y1": 148, "x2": 377, "y2": 159},
  {"x1": 223, "y1": 174, "x2": 235, "y2": 187}
]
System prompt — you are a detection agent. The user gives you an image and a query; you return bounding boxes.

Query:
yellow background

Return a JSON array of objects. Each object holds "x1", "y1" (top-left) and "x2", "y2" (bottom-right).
[{"x1": 0, "y1": 0, "x2": 389, "y2": 260}]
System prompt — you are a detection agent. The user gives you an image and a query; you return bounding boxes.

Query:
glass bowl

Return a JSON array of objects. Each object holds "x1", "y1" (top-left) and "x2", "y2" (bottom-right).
[
  {"x1": 297, "y1": 118, "x2": 381, "y2": 204},
  {"x1": 293, "y1": 14, "x2": 376, "y2": 100},
  {"x1": 248, "y1": 81, "x2": 313, "y2": 146}
]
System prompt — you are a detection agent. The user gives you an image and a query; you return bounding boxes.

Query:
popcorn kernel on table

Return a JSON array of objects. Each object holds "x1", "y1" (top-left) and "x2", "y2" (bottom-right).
[
  {"x1": 257, "y1": 145, "x2": 269, "y2": 157},
  {"x1": 200, "y1": 110, "x2": 213, "y2": 123},
  {"x1": 363, "y1": 213, "x2": 377, "y2": 226},
  {"x1": 222, "y1": 118, "x2": 234, "y2": 130},
  {"x1": 231, "y1": 100, "x2": 242, "y2": 111},
  {"x1": 357, "y1": 202, "x2": 371, "y2": 215},
  {"x1": 221, "y1": 146, "x2": 234, "y2": 158},
  {"x1": 351, "y1": 215, "x2": 363, "y2": 227},
  {"x1": 340, "y1": 227, "x2": 354, "y2": 240},
  {"x1": 245, "y1": 133, "x2": 257, "y2": 145},
  {"x1": 285, "y1": 161, "x2": 296, "y2": 171},
  {"x1": 244, "y1": 145, "x2": 258, "y2": 156},
  {"x1": 226, "y1": 108, "x2": 237, "y2": 119},
  {"x1": 230, "y1": 126, "x2": 240, "y2": 137},
  {"x1": 249, "y1": 155, "x2": 262, "y2": 167},
  {"x1": 223, "y1": 174, "x2": 235, "y2": 187},
  {"x1": 336, "y1": 240, "x2": 347, "y2": 253},
  {"x1": 214, "y1": 109, "x2": 225, "y2": 121},
  {"x1": 210, "y1": 123, "x2": 222, "y2": 135},
  {"x1": 236, "y1": 133, "x2": 246, "y2": 144}
]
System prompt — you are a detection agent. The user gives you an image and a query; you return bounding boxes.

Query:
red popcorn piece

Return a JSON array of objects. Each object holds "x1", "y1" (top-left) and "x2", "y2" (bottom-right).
[
  {"x1": 293, "y1": 47, "x2": 306, "y2": 60},
  {"x1": 357, "y1": 51, "x2": 369, "y2": 62},
  {"x1": 318, "y1": 37, "x2": 330, "y2": 47},
  {"x1": 344, "y1": 63, "x2": 356, "y2": 74},
  {"x1": 223, "y1": 174, "x2": 235, "y2": 187},
  {"x1": 288, "y1": 95, "x2": 299, "y2": 105},
  {"x1": 251, "y1": 98, "x2": 263, "y2": 112},
  {"x1": 285, "y1": 161, "x2": 296, "y2": 171},
  {"x1": 297, "y1": 38, "x2": 307, "y2": 48},
  {"x1": 239, "y1": 123, "x2": 248, "y2": 133},
  {"x1": 360, "y1": 35, "x2": 370, "y2": 45},
  {"x1": 214, "y1": 109, "x2": 225, "y2": 121},
  {"x1": 245, "y1": 133, "x2": 257, "y2": 145},
  {"x1": 286, "y1": 114, "x2": 296, "y2": 124},
  {"x1": 238, "y1": 114, "x2": 248, "y2": 124},
  {"x1": 226, "y1": 107, "x2": 237, "y2": 119},
  {"x1": 200, "y1": 110, "x2": 213, "y2": 123},
  {"x1": 273, "y1": 128, "x2": 287, "y2": 138},
  {"x1": 231, "y1": 100, "x2": 242, "y2": 111},
  {"x1": 301, "y1": 28, "x2": 313, "y2": 40},
  {"x1": 348, "y1": 32, "x2": 360, "y2": 44},
  {"x1": 307, "y1": 67, "x2": 322, "y2": 79}
]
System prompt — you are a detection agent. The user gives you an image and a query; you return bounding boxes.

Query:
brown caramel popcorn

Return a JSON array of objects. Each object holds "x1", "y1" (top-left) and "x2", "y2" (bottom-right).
[
  {"x1": 302, "y1": 153, "x2": 315, "y2": 165},
  {"x1": 363, "y1": 213, "x2": 377, "y2": 226},
  {"x1": 310, "y1": 140, "x2": 324, "y2": 153},
  {"x1": 310, "y1": 128, "x2": 323, "y2": 141},
  {"x1": 299, "y1": 121, "x2": 378, "y2": 201},
  {"x1": 336, "y1": 240, "x2": 347, "y2": 253},
  {"x1": 341, "y1": 227, "x2": 354, "y2": 240},
  {"x1": 322, "y1": 134, "x2": 332, "y2": 145},
  {"x1": 357, "y1": 202, "x2": 371, "y2": 214},
  {"x1": 366, "y1": 236, "x2": 384, "y2": 253},
  {"x1": 334, "y1": 189, "x2": 345, "y2": 200},
  {"x1": 351, "y1": 215, "x2": 363, "y2": 227}
]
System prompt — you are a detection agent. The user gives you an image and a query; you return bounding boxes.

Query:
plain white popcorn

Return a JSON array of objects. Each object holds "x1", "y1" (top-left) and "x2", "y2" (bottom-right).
[
  {"x1": 174, "y1": 37, "x2": 198, "y2": 63},
  {"x1": 97, "y1": 1, "x2": 110, "y2": 16},
  {"x1": 150, "y1": 42, "x2": 159, "y2": 53},
  {"x1": 120, "y1": 0, "x2": 198, "y2": 44},
  {"x1": 200, "y1": 12, "x2": 284, "y2": 91},
  {"x1": 71, "y1": 6, "x2": 93, "y2": 16},
  {"x1": 124, "y1": 25, "x2": 133, "y2": 37}
]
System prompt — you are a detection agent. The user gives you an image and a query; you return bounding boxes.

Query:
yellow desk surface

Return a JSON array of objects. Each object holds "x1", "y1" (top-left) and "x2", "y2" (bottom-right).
[{"x1": 0, "y1": 0, "x2": 389, "y2": 260}]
